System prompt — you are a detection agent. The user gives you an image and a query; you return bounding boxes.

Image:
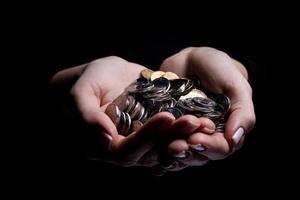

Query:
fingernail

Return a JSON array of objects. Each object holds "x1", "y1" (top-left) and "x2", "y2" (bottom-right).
[
  {"x1": 189, "y1": 144, "x2": 206, "y2": 152},
  {"x1": 232, "y1": 127, "x2": 245, "y2": 145},
  {"x1": 173, "y1": 151, "x2": 189, "y2": 159},
  {"x1": 189, "y1": 118, "x2": 201, "y2": 127},
  {"x1": 237, "y1": 135, "x2": 246, "y2": 149}
]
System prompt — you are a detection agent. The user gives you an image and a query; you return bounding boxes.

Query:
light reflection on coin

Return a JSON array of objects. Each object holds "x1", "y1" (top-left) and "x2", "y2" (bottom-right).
[
  {"x1": 150, "y1": 71, "x2": 166, "y2": 81},
  {"x1": 141, "y1": 69, "x2": 154, "y2": 80},
  {"x1": 105, "y1": 103, "x2": 121, "y2": 125},
  {"x1": 163, "y1": 72, "x2": 179, "y2": 80},
  {"x1": 179, "y1": 89, "x2": 207, "y2": 100}
]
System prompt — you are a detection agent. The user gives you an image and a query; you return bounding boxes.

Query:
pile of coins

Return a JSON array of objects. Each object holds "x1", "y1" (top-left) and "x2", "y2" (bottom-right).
[{"x1": 105, "y1": 69, "x2": 231, "y2": 136}]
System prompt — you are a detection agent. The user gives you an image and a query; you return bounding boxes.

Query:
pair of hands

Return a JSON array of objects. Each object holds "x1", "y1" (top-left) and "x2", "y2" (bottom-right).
[{"x1": 51, "y1": 47, "x2": 255, "y2": 174}]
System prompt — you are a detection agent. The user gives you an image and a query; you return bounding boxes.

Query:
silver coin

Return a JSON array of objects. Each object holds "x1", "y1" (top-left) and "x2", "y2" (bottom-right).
[
  {"x1": 136, "y1": 104, "x2": 146, "y2": 121},
  {"x1": 112, "y1": 71, "x2": 231, "y2": 136},
  {"x1": 181, "y1": 79, "x2": 194, "y2": 95},
  {"x1": 117, "y1": 112, "x2": 126, "y2": 135},
  {"x1": 169, "y1": 79, "x2": 187, "y2": 95},
  {"x1": 193, "y1": 97, "x2": 217, "y2": 108},
  {"x1": 152, "y1": 77, "x2": 171, "y2": 91},
  {"x1": 125, "y1": 95, "x2": 136, "y2": 113},
  {"x1": 123, "y1": 112, "x2": 132, "y2": 136}
]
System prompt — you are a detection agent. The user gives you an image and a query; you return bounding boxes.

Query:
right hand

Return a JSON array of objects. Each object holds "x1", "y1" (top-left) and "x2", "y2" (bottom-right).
[{"x1": 51, "y1": 56, "x2": 176, "y2": 166}]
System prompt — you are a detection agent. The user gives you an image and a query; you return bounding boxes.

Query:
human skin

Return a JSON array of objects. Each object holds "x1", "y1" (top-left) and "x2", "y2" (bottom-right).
[{"x1": 50, "y1": 47, "x2": 255, "y2": 172}]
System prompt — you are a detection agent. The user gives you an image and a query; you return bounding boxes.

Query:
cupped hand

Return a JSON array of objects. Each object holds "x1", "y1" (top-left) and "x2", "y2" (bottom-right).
[
  {"x1": 52, "y1": 56, "x2": 178, "y2": 167},
  {"x1": 159, "y1": 47, "x2": 256, "y2": 169}
]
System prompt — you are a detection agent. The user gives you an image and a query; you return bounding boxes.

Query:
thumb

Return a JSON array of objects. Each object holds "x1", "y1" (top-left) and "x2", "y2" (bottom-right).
[
  {"x1": 70, "y1": 81, "x2": 119, "y2": 140},
  {"x1": 224, "y1": 93, "x2": 256, "y2": 148}
]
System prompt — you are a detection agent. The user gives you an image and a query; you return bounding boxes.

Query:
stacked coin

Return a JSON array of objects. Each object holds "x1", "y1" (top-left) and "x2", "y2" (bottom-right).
[{"x1": 105, "y1": 69, "x2": 231, "y2": 136}]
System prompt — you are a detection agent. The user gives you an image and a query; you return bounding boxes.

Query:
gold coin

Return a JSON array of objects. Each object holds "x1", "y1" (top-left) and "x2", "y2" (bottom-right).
[
  {"x1": 179, "y1": 89, "x2": 208, "y2": 100},
  {"x1": 163, "y1": 72, "x2": 180, "y2": 80},
  {"x1": 141, "y1": 69, "x2": 154, "y2": 80},
  {"x1": 150, "y1": 71, "x2": 166, "y2": 81}
]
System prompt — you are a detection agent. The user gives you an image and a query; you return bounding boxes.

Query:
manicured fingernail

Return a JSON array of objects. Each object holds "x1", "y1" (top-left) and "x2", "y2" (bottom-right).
[
  {"x1": 232, "y1": 127, "x2": 245, "y2": 145},
  {"x1": 237, "y1": 135, "x2": 246, "y2": 149},
  {"x1": 189, "y1": 144, "x2": 206, "y2": 152},
  {"x1": 173, "y1": 151, "x2": 189, "y2": 159}
]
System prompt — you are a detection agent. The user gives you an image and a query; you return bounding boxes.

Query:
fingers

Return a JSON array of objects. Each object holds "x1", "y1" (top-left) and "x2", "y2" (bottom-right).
[
  {"x1": 168, "y1": 115, "x2": 215, "y2": 139},
  {"x1": 111, "y1": 112, "x2": 175, "y2": 166},
  {"x1": 194, "y1": 117, "x2": 216, "y2": 133},
  {"x1": 168, "y1": 115, "x2": 215, "y2": 162},
  {"x1": 135, "y1": 116, "x2": 213, "y2": 170},
  {"x1": 168, "y1": 139, "x2": 190, "y2": 157},
  {"x1": 167, "y1": 139, "x2": 208, "y2": 167},
  {"x1": 124, "y1": 115, "x2": 224, "y2": 170},
  {"x1": 166, "y1": 116, "x2": 215, "y2": 156},
  {"x1": 70, "y1": 81, "x2": 119, "y2": 139},
  {"x1": 162, "y1": 117, "x2": 216, "y2": 169},
  {"x1": 167, "y1": 131, "x2": 230, "y2": 167},
  {"x1": 188, "y1": 132, "x2": 230, "y2": 160},
  {"x1": 225, "y1": 93, "x2": 256, "y2": 147}
]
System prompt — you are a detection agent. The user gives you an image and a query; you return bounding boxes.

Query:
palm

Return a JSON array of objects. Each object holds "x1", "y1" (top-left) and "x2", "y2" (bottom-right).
[
  {"x1": 79, "y1": 58, "x2": 146, "y2": 112},
  {"x1": 160, "y1": 47, "x2": 255, "y2": 149},
  {"x1": 71, "y1": 57, "x2": 172, "y2": 166},
  {"x1": 70, "y1": 57, "x2": 147, "y2": 143},
  {"x1": 69, "y1": 51, "x2": 253, "y2": 170}
]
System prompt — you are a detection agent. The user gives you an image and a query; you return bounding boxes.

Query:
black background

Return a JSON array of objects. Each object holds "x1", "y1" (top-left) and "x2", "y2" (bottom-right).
[
  {"x1": 9, "y1": 14, "x2": 294, "y2": 194},
  {"x1": 25, "y1": 30, "x2": 271, "y2": 183}
]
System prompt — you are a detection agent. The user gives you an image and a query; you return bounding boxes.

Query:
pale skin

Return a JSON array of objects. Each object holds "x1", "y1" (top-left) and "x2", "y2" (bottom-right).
[{"x1": 50, "y1": 47, "x2": 256, "y2": 173}]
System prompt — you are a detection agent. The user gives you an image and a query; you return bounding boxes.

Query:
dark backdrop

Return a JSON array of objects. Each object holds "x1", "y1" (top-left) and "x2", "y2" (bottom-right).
[{"x1": 19, "y1": 29, "x2": 278, "y2": 193}]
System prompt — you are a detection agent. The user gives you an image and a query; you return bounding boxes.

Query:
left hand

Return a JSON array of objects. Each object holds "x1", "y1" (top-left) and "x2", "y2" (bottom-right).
[{"x1": 158, "y1": 47, "x2": 256, "y2": 170}]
